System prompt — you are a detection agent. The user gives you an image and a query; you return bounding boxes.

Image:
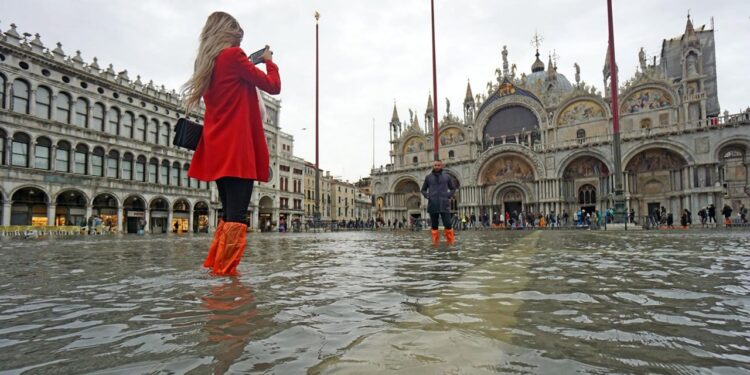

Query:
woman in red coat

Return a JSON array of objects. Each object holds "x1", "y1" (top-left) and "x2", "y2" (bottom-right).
[{"x1": 183, "y1": 11, "x2": 281, "y2": 276}]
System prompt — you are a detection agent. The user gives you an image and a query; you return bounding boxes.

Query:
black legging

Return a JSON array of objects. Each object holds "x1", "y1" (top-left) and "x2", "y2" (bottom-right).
[
  {"x1": 216, "y1": 177, "x2": 254, "y2": 223},
  {"x1": 429, "y1": 212, "x2": 452, "y2": 230}
]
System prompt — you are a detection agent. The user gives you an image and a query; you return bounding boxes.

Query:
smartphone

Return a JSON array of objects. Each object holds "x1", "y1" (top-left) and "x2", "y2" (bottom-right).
[{"x1": 249, "y1": 46, "x2": 269, "y2": 65}]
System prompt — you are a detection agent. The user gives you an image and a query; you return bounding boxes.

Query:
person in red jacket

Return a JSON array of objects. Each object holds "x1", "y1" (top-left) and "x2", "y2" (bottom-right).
[{"x1": 182, "y1": 11, "x2": 281, "y2": 276}]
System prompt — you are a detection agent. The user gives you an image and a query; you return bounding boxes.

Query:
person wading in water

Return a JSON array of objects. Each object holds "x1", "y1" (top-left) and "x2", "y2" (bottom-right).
[{"x1": 421, "y1": 160, "x2": 457, "y2": 245}]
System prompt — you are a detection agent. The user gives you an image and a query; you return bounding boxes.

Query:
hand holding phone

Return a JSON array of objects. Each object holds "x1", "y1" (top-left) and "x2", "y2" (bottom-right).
[{"x1": 249, "y1": 45, "x2": 272, "y2": 65}]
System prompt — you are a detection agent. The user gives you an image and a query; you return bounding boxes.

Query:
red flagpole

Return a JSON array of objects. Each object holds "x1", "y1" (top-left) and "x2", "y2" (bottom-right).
[
  {"x1": 430, "y1": 0, "x2": 439, "y2": 161},
  {"x1": 314, "y1": 12, "x2": 321, "y2": 224}
]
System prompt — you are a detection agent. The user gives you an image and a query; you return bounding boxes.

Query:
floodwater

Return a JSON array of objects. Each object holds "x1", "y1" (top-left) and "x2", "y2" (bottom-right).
[{"x1": 1, "y1": 229, "x2": 749, "y2": 374}]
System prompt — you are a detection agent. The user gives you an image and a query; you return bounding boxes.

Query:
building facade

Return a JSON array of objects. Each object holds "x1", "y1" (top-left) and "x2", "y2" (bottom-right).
[
  {"x1": 371, "y1": 17, "x2": 750, "y2": 223},
  {"x1": 0, "y1": 23, "x2": 308, "y2": 232}
]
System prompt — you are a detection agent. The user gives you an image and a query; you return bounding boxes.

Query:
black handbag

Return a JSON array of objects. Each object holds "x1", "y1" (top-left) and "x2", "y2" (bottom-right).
[{"x1": 173, "y1": 118, "x2": 203, "y2": 151}]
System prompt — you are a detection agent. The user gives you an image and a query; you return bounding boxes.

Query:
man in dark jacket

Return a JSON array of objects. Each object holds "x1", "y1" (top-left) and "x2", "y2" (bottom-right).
[{"x1": 421, "y1": 160, "x2": 457, "y2": 245}]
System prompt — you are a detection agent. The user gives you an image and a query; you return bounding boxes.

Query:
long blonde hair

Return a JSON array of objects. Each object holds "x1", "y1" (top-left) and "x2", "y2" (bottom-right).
[{"x1": 182, "y1": 11, "x2": 244, "y2": 115}]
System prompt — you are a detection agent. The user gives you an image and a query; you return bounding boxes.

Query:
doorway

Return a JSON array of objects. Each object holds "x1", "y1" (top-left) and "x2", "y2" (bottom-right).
[{"x1": 504, "y1": 201, "x2": 522, "y2": 216}]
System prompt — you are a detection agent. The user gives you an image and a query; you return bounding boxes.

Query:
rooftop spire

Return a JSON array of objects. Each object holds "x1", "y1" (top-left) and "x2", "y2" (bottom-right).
[
  {"x1": 391, "y1": 102, "x2": 400, "y2": 123},
  {"x1": 426, "y1": 92, "x2": 434, "y2": 111},
  {"x1": 464, "y1": 80, "x2": 474, "y2": 103}
]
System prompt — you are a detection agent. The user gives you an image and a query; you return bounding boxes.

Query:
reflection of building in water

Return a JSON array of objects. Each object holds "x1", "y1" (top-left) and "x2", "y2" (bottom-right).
[
  {"x1": 371, "y1": 15, "x2": 750, "y2": 221},
  {"x1": 0, "y1": 23, "x2": 310, "y2": 231}
]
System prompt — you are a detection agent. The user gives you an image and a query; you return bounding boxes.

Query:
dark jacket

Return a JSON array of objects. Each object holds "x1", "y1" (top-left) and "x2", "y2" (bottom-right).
[{"x1": 421, "y1": 170, "x2": 456, "y2": 213}]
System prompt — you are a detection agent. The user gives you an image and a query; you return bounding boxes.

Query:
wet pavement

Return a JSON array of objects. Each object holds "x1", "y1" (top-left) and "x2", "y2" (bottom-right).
[{"x1": 1, "y1": 229, "x2": 749, "y2": 374}]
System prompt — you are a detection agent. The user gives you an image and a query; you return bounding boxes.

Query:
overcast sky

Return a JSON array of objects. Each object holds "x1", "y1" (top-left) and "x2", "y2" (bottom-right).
[{"x1": 4, "y1": 1, "x2": 749, "y2": 182}]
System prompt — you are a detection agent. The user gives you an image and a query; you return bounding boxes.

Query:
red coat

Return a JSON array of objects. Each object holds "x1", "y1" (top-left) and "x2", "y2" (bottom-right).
[{"x1": 188, "y1": 47, "x2": 281, "y2": 182}]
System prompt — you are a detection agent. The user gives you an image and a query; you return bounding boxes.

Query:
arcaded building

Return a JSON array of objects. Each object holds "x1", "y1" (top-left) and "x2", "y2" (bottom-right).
[
  {"x1": 1, "y1": 23, "x2": 305, "y2": 232},
  {"x1": 371, "y1": 16, "x2": 750, "y2": 223}
]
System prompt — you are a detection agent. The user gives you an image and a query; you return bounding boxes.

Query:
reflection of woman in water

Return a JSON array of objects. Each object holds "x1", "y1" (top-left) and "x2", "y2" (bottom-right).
[{"x1": 202, "y1": 280, "x2": 258, "y2": 374}]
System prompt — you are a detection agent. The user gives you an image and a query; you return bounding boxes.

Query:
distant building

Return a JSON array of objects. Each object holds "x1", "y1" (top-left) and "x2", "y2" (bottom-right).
[{"x1": 371, "y1": 16, "x2": 750, "y2": 223}]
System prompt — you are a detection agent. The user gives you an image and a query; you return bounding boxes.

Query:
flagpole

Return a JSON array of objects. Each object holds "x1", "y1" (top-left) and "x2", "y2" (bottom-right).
[{"x1": 430, "y1": 0, "x2": 439, "y2": 161}]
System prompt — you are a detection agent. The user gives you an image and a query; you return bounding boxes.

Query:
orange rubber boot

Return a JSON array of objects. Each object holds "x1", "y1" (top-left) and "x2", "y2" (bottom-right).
[
  {"x1": 203, "y1": 219, "x2": 225, "y2": 268},
  {"x1": 212, "y1": 222, "x2": 248, "y2": 276},
  {"x1": 445, "y1": 228, "x2": 455, "y2": 245},
  {"x1": 431, "y1": 229, "x2": 440, "y2": 245}
]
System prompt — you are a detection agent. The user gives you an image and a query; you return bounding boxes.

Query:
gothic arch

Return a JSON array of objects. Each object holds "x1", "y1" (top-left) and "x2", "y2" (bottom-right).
[
  {"x1": 474, "y1": 144, "x2": 544, "y2": 183},
  {"x1": 556, "y1": 150, "x2": 614, "y2": 179}
]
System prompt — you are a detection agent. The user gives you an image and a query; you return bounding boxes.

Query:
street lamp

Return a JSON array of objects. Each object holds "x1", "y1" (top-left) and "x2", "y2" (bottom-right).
[{"x1": 314, "y1": 11, "x2": 321, "y2": 229}]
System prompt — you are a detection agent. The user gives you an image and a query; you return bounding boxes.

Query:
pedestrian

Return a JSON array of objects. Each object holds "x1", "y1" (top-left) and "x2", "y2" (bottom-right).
[
  {"x1": 698, "y1": 207, "x2": 707, "y2": 226},
  {"x1": 740, "y1": 204, "x2": 748, "y2": 224},
  {"x1": 185, "y1": 11, "x2": 281, "y2": 276},
  {"x1": 629, "y1": 208, "x2": 635, "y2": 224},
  {"x1": 421, "y1": 160, "x2": 457, "y2": 245},
  {"x1": 722, "y1": 204, "x2": 733, "y2": 226},
  {"x1": 708, "y1": 204, "x2": 716, "y2": 224},
  {"x1": 666, "y1": 212, "x2": 674, "y2": 229},
  {"x1": 562, "y1": 209, "x2": 569, "y2": 226}
]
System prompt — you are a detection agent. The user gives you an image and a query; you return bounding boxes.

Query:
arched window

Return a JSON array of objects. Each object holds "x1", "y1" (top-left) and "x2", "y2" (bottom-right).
[
  {"x1": 576, "y1": 129, "x2": 586, "y2": 144},
  {"x1": 12, "y1": 79, "x2": 30, "y2": 114},
  {"x1": 578, "y1": 184, "x2": 597, "y2": 205},
  {"x1": 182, "y1": 164, "x2": 189, "y2": 187},
  {"x1": 121, "y1": 111, "x2": 134, "y2": 138},
  {"x1": 171, "y1": 162, "x2": 180, "y2": 186},
  {"x1": 148, "y1": 157, "x2": 158, "y2": 183},
  {"x1": 412, "y1": 156, "x2": 418, "y2": 165},
  {"x1": 147, "y1": 119, "x2": 158, "y2": 144},
  {"x1": 106, "y1": 150, "x2": 119, "y2": 178},
  {"x1": 35, "y1": 86, "x2": 52, "y2": 119},
  {"x1": 106, "y1": 107, "x2": 120, "y2": 135},
  {"x1": 135, "y1": 116, "x2": 146, "y2": 141},
  {"x1": 0, "y1": 129, "x2": 6, "y2": 165},
  {"x1": 34, "y1": 136, "x2": 51, "y2": 169},
  {"x1": 161, "y1": 122, "x2": 170, "y2": 146},
  {"x1": 91, "y1": 147, "x2": 105, "y2": 176},
  {"x1": 55, "y1": 140, "x2": 71, "y2": 172},
  {"x1": 136, "y1": 155, "x2": 146, "y2": 181},
  {"x1": 55, "y1": 92, "x2": 72, "y2": 123},
  {"x1": 74, "y1": 144, "x2": 88, "y2": 174},
  {"x1": 160, "y1": 160, "x2": 170, "y2": 184},
  {"x1": 640, "y1": 118, "x2": 651, "y2": 129},
  {"x1": 12, "y1": 133, "x2": 31, "y2": 167},
  {"x1": 91, "y1": 103, "x2": 105, "y2": 132},
  {"x1": 74, "y1": 97, "x2": 89, "y2": 127},
  {"x1": 448, "y1": 150, "x2": 455, "y2": 159},
  {"x1": 122, "y1": 153, "x2": 134, "y2": 180},
  {"x1": 0, "y1": 74, "x2": 6, "y2": 109}
]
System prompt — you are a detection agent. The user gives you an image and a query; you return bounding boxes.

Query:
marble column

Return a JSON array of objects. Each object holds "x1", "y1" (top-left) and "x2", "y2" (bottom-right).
[
  {"x1": 2, "y1": 202, "x2": 11, "y2": 226},
  {"x1": 144, "y1": 208, "x2": 150, "y2": 233},
  {"x1": 167, "y1": 208, "x2": 173, "y2": 234},
  {"x1": 116, "y1": 206, "x2": 123, "y2": 233},
  {"x1": 47, "y1": 203, "x2": 56, "y2": 226},
  {"x1": 188, "y1": 205, "x2": 194, "y2": 233}
]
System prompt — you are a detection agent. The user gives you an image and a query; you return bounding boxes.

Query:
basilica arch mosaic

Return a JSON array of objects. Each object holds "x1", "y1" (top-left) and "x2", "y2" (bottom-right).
[
  {"x1": 562, "y1": 156, "x2": 610, "y2": 179},
  {"x1": 557, "y1": 100, "x2": 606, "y2": 126},
  {"x1": 480, "y1": 154, "x2": 536, "y2": 184},
  {"x1": 403, "y1": 137, "x2": 425, "y2": 154},
  {"x1": 621, "y1": 88, "x2": 673, "y2": 114},
  {"x1": 439, "y1": 128, "x2": 466, "y2": 146},
  {"x1": 625, "y1": 149, "x2": 687, "y2": 173}
]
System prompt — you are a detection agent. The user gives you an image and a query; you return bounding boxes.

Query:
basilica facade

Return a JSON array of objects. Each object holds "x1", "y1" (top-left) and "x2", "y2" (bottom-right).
[{"x1": 371, "y1": 16, "x2": 750, "y2": 224}]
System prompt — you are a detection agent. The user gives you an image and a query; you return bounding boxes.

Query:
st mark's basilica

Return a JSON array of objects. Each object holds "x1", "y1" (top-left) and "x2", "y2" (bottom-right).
[{"x1": 370, "y1": 15, "x2": 750, "y2": 224}]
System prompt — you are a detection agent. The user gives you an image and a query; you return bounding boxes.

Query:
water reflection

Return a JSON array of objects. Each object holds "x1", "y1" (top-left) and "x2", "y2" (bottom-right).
[
  {"x1": 0, "y1": 230, "x2": 748, "y2": 374},
  {"x1": 201, "y1": 280, "x2": 257, "y2": 375}
]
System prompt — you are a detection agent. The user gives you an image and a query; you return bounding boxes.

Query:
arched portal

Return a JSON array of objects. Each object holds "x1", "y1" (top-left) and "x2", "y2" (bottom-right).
[
  {"x1": 172, "y1": 199, "x2": 190, "y2": 233},
  {"x1": 11, "y1": 187, "x2": 48, "y2": 225},
  {"x1": 625, "y1": 148, "x2": 688, "y2": 218},
  {"x1": 92, "y1": 193, "x2": 119, "y2": 231},
  {"x1": 55, "y1": 190, "x2": 87, "y2": 227},
  {"x1": 123, "y1": 195, "x2": 146, "y2": 233},
  {"x1": 393, "y1": 178, "x2": 422, "y2": 221},
  {"x1": 149, "y1": 198, "x2": 169, "y2": 234},
  {"x1": 718, "y1": 143, "x2": 748, "y2": 213},
  {"x1": 259, "y1": 196, "x2": 274, "y2": 232},
  {"x1": 194, "y1": 201, "x2": 209, "y2": 233},
  {"x1": 562, "y1": 155, "x2": 610, "y2": 213}
]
